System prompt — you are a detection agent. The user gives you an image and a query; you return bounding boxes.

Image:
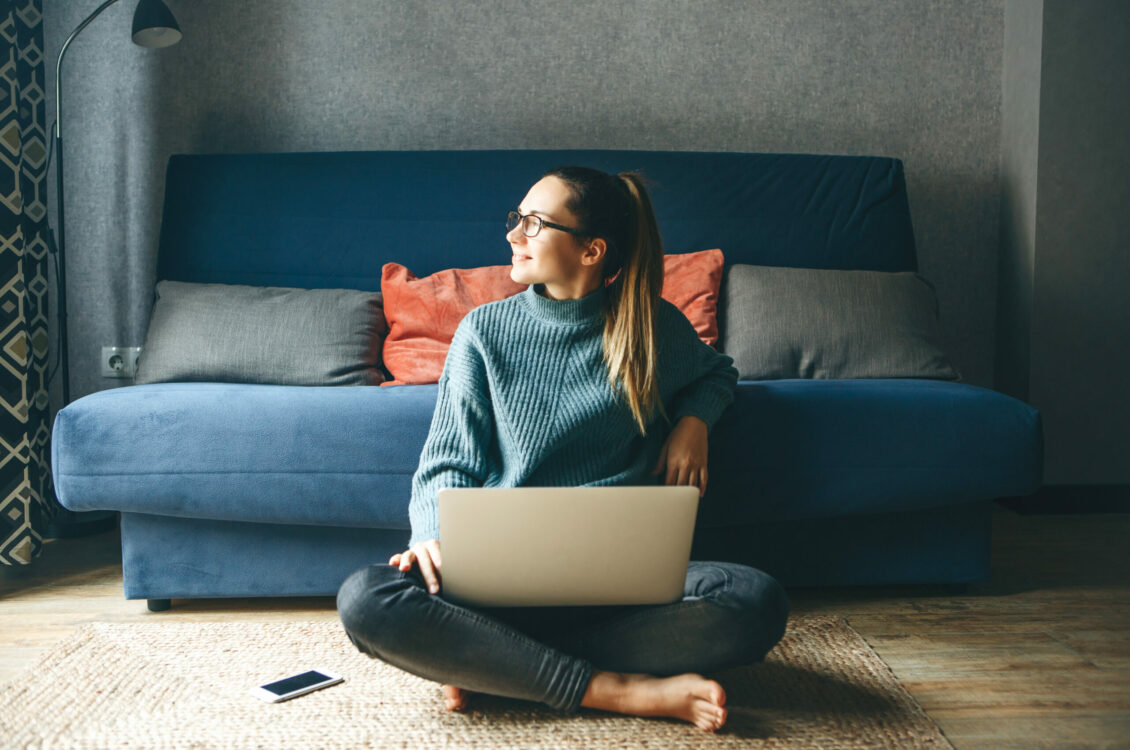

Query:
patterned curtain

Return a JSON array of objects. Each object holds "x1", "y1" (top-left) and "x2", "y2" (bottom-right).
[{"x1": 0, "y1": 0, "x2": 54, "y2": 566}]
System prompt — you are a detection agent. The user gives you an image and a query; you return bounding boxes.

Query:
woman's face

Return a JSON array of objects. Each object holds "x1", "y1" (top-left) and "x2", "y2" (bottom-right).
[{"x1": 508, "y1": 176, "x2": 603, "y2": 299}]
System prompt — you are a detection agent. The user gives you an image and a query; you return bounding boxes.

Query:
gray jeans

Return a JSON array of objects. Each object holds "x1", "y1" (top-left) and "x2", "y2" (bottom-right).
[{"x1": 337, "y1": 560, "x2": 789, "y2": 714}]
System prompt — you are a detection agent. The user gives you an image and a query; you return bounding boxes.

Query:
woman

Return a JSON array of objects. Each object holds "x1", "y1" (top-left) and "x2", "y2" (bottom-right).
[{"x1": 337, "y1": 166, "x2": 789, "y2": 733}]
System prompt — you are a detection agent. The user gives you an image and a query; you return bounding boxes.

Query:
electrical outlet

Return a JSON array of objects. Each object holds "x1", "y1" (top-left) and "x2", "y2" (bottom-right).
[{"x1": 101, "y1": 346, "x2": 143, "y2": 379}]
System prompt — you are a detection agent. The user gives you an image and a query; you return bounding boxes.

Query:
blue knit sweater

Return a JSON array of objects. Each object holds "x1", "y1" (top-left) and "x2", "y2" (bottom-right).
[{"x1": 407, "y1": 282, "x2": 739, "y2": 547}]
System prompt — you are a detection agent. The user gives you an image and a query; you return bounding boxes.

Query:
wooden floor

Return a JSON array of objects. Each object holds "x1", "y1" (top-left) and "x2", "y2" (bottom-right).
[{"x1": 2, "y1": 503, "x2": 1128, "y2": 749}]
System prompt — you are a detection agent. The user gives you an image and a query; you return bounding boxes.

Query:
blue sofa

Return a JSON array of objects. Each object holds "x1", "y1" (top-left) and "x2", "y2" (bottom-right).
[{"x1": 50, "y1": 149, "x2": 1043, "y2": 609}]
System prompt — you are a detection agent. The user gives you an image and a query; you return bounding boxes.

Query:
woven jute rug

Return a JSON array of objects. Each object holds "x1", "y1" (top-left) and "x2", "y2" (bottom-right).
[{"x1": 0, "y1": 615, "x2": 952, "y2": 749}]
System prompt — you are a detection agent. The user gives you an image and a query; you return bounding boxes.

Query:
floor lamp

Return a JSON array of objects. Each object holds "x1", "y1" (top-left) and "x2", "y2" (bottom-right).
[{"x1": 45, "y1": 0, "x2": 182, "y2": 538}]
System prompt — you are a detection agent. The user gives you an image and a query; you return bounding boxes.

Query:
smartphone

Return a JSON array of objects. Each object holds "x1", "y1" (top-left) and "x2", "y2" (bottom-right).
[{"x1": 251, "y1": 669, "x2": 344, "y2": 703}]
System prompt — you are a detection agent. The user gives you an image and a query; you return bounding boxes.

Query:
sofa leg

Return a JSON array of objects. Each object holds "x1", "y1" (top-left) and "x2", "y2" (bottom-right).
[{"x1": 147, "y1": 598, "x2": 172, "y2": 612}]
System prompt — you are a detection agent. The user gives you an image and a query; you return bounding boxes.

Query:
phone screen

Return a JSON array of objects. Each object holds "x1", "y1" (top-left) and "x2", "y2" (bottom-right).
[{"x1": 261, "y1": 670, "x2": 332, "y2": 696}]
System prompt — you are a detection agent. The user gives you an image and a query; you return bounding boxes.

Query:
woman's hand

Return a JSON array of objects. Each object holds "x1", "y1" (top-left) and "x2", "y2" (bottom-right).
[
  {"x1": 389, "y1": 539, "x2": 443, "y2": 595},
  {"x1": 652, "y1": 415, "x2": 710, "y2": 497}
]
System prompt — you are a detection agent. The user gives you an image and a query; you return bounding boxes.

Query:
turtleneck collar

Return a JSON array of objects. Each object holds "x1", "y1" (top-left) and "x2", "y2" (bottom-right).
[{"x1": 519, "y1": 283, "x2": 608, "y2": 327}]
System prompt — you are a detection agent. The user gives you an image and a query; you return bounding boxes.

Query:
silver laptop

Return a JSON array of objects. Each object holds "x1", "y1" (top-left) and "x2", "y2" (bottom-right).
[{"x1": 437, "y1": 485, "x2": 699, "y2": 607}]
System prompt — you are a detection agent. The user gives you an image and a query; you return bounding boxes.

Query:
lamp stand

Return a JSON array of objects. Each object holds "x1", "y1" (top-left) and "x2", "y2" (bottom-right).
[
  {"x1": 46, "y1": 0, "x2": 180, "y2": 540},
  {"x1": 44, "y1": 0, "x2": 134, "y2": 540}
]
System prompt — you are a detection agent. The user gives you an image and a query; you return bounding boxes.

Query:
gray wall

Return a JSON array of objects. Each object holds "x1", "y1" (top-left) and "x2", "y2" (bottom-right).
[
  {"x1": 44, "y1": 0, "x2": 1005, "y2": 410},
  {"x1": 1026, "y1": 0, "x2": 1130, "y2": 483},
  {"x1": 996, "y1": 0, "x2": 1041, "y2": 405},
  {"x1": 996, "y1": 0, "x2": 1130, "y2": 484}
]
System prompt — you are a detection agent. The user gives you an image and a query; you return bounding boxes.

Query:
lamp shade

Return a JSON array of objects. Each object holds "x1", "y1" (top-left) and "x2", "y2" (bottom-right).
[{"x1": 132, "y1": 0, "x2": 181, "y2": 48}]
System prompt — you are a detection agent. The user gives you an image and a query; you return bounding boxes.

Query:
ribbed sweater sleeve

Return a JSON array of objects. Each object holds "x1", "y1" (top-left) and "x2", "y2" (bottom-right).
[
  {"x1": 406, "y1": 323, "x2": 493, "y2": 547},
  {"x1": 665, "y1": 305, "x2": 740, "y2": 433}
]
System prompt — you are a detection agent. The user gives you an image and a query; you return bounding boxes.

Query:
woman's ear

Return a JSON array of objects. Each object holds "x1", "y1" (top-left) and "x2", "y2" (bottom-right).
[{"x1": 581, "y1": 237, "x2": 607, "y2": 267}]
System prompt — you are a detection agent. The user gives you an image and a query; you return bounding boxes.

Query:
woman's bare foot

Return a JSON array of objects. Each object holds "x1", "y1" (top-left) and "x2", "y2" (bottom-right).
[
  {"x1": 442, "y1": 684, "x2": 468, "y2": 711},
  {"x1": 580, "y1": 670, "x2": 727, "y2": 732}
]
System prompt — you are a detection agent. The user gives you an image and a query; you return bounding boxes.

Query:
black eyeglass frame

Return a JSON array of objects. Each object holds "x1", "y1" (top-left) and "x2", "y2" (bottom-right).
[{"x1": 506, "y1": 210, "x2": 587, "y2": 239}]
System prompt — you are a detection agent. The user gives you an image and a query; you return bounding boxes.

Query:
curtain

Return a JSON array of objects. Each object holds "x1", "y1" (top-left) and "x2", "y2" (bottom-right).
[{"x1": 0, "y1": 0, "x2": 54, "y2": 566}]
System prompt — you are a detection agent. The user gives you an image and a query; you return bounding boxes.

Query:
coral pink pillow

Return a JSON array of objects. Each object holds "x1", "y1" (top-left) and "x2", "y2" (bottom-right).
[
  {"x1": 380, "y1": 263, "x2": 526, "y2": 386},
  {"x1": 661, "y1": 248, "x2": 723, "y2": 348},
  {"x1": 380, "y1": 248, "x2": 724, "y2": 386}
]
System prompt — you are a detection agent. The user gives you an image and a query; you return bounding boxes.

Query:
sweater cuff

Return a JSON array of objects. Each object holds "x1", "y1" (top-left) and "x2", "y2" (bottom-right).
[
  {"x1": 407, "y1": 527, "x2": 440, "y2": 549},
  {"x1": 672, "y1": 385, "x2": 734, "y2": 434}
]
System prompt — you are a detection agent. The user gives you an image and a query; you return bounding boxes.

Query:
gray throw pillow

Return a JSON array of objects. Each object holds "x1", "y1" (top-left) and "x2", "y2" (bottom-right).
[
  {"x1": 134, "y1": 281, "x2": 387, "y2": 386},
  {"x1": 720, "y1": 264, "x2": 961, "y2": 381}
]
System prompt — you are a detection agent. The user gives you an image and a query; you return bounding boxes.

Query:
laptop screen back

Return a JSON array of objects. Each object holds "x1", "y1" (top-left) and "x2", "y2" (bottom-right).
[{"x1": 437, "y1": 486, "x2": 699, "y2": 607}]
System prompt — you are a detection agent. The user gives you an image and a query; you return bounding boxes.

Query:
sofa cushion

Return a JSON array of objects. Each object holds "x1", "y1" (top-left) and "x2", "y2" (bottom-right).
[
  {"x1": 721, "y1": 264, "x2": 961, "y2": 381},
  {"x1": 702, "y1": 378, "x2": 1042, "y2": 527},
  {"x1": 52, "y1": 380, "x2": 1041, "y2": 531},
  {"x1": 380, "y1": 249, "x2": 724, "y2": 385},
  {"x1": 134, "y1": 281, "x2": 387, "y2": 386},
  {"x1": 53, "y1": 383, "x2": 434, "y2": 529},
  {"x1": 156, "y1": 151, "x2": 920, "y2": 291}
]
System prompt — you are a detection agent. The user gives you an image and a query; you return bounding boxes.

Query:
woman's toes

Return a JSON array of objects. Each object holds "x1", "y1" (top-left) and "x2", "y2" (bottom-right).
[
  {"x1": 442, "y1": 684, "x2": 466, "y2": 711},
  {"x1": 695, "y1": 702, "x2": 726, "y2": 732},
  {"x1": 696, "y1": 714, "x2": 719, "y2": 732}
]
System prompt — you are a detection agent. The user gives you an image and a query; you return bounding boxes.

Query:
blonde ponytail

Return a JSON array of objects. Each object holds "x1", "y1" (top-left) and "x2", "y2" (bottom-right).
[
  {"x1": 541, "y1": 166, "x2": 669, "y2": 436},
  {"x1": 601, "y1": 172, "x2": 668, "y2": 436}
]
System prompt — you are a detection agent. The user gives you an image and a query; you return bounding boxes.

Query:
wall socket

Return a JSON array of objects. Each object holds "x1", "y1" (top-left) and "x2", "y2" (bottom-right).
[{"x1": 101, "y1": 346, "x2": 143, "y2": 379}]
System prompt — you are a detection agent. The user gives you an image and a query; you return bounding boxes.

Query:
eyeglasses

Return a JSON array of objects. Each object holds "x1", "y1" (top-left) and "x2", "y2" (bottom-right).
[{"x1": 506, "y1": 210, "x2": 586, "y2": 238}]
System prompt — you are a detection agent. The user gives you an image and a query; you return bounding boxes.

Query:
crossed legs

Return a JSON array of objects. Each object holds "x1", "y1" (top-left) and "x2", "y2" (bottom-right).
[{"x1": 337, "y1": 560, "x2": 789, "y2": 731}]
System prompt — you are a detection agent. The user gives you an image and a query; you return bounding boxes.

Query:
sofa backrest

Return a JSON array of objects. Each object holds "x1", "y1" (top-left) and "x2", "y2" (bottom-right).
[{"x1": 156, "y1": 149, "x2": 918, "y2": 291}]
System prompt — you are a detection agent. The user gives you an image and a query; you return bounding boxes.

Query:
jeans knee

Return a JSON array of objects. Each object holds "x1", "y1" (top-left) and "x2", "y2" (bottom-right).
[
  {"x1": 336, "y1": 565, "x2": 373, "y2": 633},
  {"x1": 337, "y1": 563, "x2": 413, "y2": 643},
  {"x1": 739, "y1": 569, "x2": 789, "y2": 660},
  {"x1": 757, "y1": 573, "x2": 790, "y2": 649},
  {"x1": 694, "y1": 562, "x2": 790, "y2": 662}
]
